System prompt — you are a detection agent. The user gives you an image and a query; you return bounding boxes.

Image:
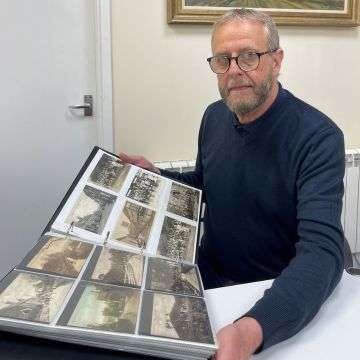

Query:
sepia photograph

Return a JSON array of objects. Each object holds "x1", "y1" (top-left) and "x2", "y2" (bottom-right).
[
  {"x1": 22, "y1": 235, "x2": 93, "y2": 278},
  {"x1": 0, "y1": 271, "x2": 73, "y2": 323},
  {"x1": 87, "y1": 247, "x2": 144, "y2": 287},
  {"x1": 168, "y1": 0, "x2": 360, "y2": 26},
  {"x1": 140, "y1": 292, "x2": 214, "y2": 344},
  {"x1": 65, "y1": 185, "x2": 117, "y2": 235},
  {"x1": 146, "y1": 257, "x2": 202, "y2": 297},
  {"x1": 157, "y1": 216, "x2": 196, "y2": 263},
  {"x1": 64, "y1": 283, "x2": 140, "y2": 334},
  {"x1": 167, "y1": 182, "x2": 200, "y2": 221},
  {"x1": 111, "y1": 201, "x2": 155, "y2": 249},
  {"x1": 126, "y1": 170, "x2": 163, "y2": 208},
  {"x1": 89, "y1": 153, "x2": 130, "y2": 192}
]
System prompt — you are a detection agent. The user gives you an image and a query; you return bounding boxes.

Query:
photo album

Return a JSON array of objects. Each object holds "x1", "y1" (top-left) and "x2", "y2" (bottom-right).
[{"x1": 0, "y1": 147, "x2": 217, "y2": 360}]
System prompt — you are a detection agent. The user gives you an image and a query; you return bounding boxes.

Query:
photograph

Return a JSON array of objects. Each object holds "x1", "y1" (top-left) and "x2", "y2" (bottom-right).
[
  {"x1": 157, "y1": 216, "x2": 196, "y2": 263},
  {"x1": 111, "y1": 201, "x2": 155, "y2": 249},
  {"x1": 168, "y1": 0, "x2": 360, "y2": 26},
  {"x1": 65, "y1": 185, "x2": 117, "y2": 235},
  {"x1": 167, "y1": 182, "x2": 200, "y2": 221},
  {"x1": 0, "y1": 271, "x2": 73, "y2": 323},
  {"x1": 126, "y1": 169, "x2": 163, "y2": 208},
  {"x1": 23, "y1": 235, "x2": 93, "y2": 278},
  {"x1": 140, "y1": 292, "x2": 214, "y2": 344},
  {"x1": 146, "y1": 257, "x2": 202, "y2": 297},
  {"x1": 65, "y1": 283, "x2": 140, "y2": 334},
  {"x1": 88, "y1": 247, "x2": 144, "y2": 287},
  {"x1": 89, "y1": 153, "x2": 130, "y2": 192}
]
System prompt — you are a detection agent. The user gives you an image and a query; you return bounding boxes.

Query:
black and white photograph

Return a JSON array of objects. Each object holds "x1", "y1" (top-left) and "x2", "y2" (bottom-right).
[
  {"x1": 89, "y1": 153, "x2": 130, "y2": 192},
  {"x1": 62, "y1": 283, "x2": 140, "y2": 334},
  {"x1": 65, "y1": 185, "x2": 117, "y2": 235},
  {"x1": 21, "y1": 235, "x2": 93, "y2": 278},
  {"x1": 167, "y1": 183, "x2": 200, "y2": 221},
  {"x1": 126, "y1": 169, "x2": 163, "y2": 207},
  {"x1": 86, "y1": 247, "x2": 144, "y2": 287},
  {"x1": 111, "y1": 201, "x2": 155, "y2": 249},
  {"x1": 146, "y1": 257, "x2": 202, "y2": 297},
  {"x1": 0, "y1": 271, "x2": 73, "y2": 324},
  {"x1": 140, "y1": 291, "x2": 214, "y2": 344},
  {"x1": 157, "y1": 216, "x2": 196, "y2": 263}
]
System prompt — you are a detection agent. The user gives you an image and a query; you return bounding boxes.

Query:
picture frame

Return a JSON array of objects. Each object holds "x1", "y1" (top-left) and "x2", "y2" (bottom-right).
[{"x1": 167, "y1": 0, "x2": 360, "y2": 26}]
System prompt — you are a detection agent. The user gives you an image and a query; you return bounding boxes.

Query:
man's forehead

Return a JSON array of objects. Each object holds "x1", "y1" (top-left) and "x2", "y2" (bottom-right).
[{"x1": 212, "y1": 19, "x2": 268, "y2": 51}]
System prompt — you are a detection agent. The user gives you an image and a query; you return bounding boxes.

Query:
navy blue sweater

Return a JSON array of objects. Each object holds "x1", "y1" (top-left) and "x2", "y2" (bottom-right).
[{"x1": 161, "y1": 83, "x2": 345, "y2": 351}]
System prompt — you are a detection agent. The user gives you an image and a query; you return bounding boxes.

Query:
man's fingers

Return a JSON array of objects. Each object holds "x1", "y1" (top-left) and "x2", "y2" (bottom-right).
[
  {"x1": 117, "y1": 152, "x2": 159, "y2": 174},
  {"x1": 118, "y1": 152, "x2": 134, "y2": 164}
]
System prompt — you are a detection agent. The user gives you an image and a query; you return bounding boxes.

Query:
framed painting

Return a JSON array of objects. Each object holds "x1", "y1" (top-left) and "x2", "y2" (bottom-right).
[{"x1": 167, "y1": 0, "x2": 360, "y2": 26}]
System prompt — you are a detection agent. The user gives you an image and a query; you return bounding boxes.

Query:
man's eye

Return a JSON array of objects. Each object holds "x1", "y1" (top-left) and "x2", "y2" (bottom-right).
[
  {"x1": 242, "y1": 52, "x2": 257, "y2": 59},
  {"x1": 214, "y1": 57, "x2": 228, "y2": 65}
]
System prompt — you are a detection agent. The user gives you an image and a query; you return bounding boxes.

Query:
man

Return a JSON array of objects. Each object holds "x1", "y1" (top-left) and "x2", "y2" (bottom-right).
[{"x1": 120, "y1": 8, "x2": 345, "y2": 360}]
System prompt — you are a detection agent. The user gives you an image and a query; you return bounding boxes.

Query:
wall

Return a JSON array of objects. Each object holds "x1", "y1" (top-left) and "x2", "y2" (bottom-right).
[{"x1": 112, "y1": 1, "x2": 360, "y2": 162}]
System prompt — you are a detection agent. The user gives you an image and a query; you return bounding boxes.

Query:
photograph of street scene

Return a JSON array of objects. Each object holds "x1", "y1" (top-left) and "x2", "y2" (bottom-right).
[
  {"x1": 0, "y1": 271, "x2": 73, "y2": 323},
  {"x1": 157, "y1": 216, "x2": 196, "y2": 263},
  {"x1": 65, "y1": 185, "x2": 116, "y2": 235},
  {"x1": 66, "y1": 283, "x2": 140, "y2": 334},
  {"x1": 112, "y1": 201, "x2": 155, "y2": 250},
  {"x1": 25, "y1": 235, "x2": 93, "y2": 278},
  {"x1": 90, "y1": 247, "x2": 144, "y2": 287},
  {"x1": 146, "y1": 257, "x2": 202, "y2": 296},
  {"x1": 141, "y1": 292, "x2": 214, "y2": 344},
  {"x1": 167, "y1": 183, "x2": 200, "y2": 221},
  {"x1": 126, "y1": 170, "x2": 163, "y2": 208},
  {"x1": 89, "y1": 153, "x2": 130, "y2": 192}
]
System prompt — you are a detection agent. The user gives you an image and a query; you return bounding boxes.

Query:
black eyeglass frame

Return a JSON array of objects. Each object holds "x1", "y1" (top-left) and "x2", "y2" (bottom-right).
[{"x1": 207, "y1": 49, "x2": 278, "y2": 74}]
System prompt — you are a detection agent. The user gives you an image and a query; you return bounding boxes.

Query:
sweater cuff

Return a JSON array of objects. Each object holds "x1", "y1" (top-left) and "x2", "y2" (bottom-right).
[
  {"x1": 158, "y1": 168, "x2": 178, "y2": 178},
  {"x1": 235, "y1": 292, "x2": 301, "y2": 353}
]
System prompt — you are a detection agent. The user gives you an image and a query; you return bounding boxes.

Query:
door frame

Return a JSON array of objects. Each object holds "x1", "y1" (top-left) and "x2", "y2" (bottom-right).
[{"x1": 95, "y1": 0, "x2": 114, "y2": 151}]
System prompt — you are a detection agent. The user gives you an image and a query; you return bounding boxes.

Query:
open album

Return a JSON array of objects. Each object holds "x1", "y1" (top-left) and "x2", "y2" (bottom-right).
[{"x1": 0, "y1": 147, "x2": 217, "y2": 360}]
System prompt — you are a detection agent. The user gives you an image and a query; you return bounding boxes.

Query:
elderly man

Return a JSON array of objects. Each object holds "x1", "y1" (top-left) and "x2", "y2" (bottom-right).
[{"x1": 120, "y1": 8, "x2": 345, "y2": 360}]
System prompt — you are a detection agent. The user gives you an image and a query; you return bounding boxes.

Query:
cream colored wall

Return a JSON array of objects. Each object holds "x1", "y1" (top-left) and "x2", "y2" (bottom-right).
[{"x1": 111, "y1": 1, "x2": 360, "y2": 162}]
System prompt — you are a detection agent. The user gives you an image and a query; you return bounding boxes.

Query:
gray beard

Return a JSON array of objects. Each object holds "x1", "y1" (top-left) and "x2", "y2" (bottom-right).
[{"x1": 220, "y1": 74, "x2": 273, "y2": 116}]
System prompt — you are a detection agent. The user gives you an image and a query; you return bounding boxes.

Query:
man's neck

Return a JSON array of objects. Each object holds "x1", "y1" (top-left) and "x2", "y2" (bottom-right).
[{"x1": 236, "y1": 82, "x2": 279, "y2": 125}]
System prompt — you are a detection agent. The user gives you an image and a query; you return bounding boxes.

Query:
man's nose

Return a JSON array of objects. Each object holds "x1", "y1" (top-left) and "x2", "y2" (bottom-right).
[{"x1": 228, "y1": 58, "x2": 245, "y2": 75}]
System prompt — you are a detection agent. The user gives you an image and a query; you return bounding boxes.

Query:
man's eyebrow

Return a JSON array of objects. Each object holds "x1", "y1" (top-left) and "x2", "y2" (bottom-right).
[
  {"x1": 214, "y1": 52, "x2": 230, "y2": 56},
  {"x1": 214, "y1": 48, "x2": 259, "y2": 56},
  {"x1": 237, "y1": 47, "x2": 258, "y2": 53}
]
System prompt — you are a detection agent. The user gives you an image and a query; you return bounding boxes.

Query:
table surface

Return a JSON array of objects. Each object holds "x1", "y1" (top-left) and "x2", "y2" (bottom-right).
[
  {"x1": 1, "y1": 270, "x2": 358, "y2": 359},
  {"x1": 206, "y1": 270, "x2": 359, "y2": 360}
]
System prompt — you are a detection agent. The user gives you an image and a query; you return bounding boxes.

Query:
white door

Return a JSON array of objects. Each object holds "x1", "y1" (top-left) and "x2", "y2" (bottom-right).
[{"x1": 0, "y1": 0, "x2": 112, "y2": 276}]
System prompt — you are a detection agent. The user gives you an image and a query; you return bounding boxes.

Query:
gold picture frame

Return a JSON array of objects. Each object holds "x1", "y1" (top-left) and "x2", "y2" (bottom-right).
[{"x1": 167, "y1": 0, "x2": 360, "y2": 26}]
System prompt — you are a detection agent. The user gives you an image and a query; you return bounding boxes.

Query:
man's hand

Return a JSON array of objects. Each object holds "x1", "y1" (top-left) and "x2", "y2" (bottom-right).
[
  {"x1": 213, "y1": 317, "x2": 263, "y2": 360},
  {"x1": 118, "y1": 152, "x2": 160, "y2": 174}
]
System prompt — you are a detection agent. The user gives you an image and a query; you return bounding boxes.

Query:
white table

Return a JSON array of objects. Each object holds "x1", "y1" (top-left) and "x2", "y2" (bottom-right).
[{"x1": 205, "y1": 271, "x2": 359, "y2": 359}]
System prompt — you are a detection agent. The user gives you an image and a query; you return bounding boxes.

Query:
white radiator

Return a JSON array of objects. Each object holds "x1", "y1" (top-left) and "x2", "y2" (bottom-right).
[
  {"x1": 155, "y1": 160, "x2": 196, "y2": 172},
  {"x1": 156, "y1": 150, "x2": 360, "y2": 256},
  {"x1": 343, "y1": 149, "x2": 360, "y2": 255}
]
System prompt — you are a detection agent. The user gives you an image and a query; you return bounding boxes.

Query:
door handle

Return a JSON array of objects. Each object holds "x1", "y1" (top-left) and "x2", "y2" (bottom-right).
[{"x1": 69, "y1": 95, "x2": 93, "y2": 116}]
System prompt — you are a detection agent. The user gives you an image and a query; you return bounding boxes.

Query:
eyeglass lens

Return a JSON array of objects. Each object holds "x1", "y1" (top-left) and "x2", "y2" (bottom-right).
[{"x1": 209, "y1": 53, "x2": 260, "y2": 74}]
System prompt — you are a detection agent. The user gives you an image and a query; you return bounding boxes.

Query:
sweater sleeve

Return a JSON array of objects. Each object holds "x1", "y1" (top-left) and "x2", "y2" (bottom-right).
[{"x1": 241, "y1": 128, "x2": 345, "y2": 352}]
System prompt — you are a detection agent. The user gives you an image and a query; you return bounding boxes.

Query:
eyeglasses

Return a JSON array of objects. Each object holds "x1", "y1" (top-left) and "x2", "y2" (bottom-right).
[{"x1": 207, "y1": 49, "x2": 277, "y2": 74}]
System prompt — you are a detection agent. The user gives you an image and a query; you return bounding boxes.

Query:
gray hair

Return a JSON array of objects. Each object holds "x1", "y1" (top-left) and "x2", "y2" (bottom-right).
[{"x1": 212, "y1": 8, "x2": 280, "y2": 51}]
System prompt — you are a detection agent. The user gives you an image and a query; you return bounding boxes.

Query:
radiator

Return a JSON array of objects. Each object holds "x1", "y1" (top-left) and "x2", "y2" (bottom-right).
[
  {"x1": 343, "y1": 150, "x2": 360, "y2": 255},
  {"x1": 155, "y1": 150, "x2": 360, "y2": 257}
]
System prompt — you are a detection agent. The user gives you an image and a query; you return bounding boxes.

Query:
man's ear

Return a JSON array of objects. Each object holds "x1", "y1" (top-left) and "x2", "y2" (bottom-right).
[{"x1": 272, "y1": 48, "x2": 284, "y2": 75}]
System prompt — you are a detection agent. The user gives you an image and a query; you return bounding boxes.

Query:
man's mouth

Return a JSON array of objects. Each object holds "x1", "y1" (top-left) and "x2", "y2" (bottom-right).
[{"x1": 228, "y1": 85, "x2": 252, "y2": 92}]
